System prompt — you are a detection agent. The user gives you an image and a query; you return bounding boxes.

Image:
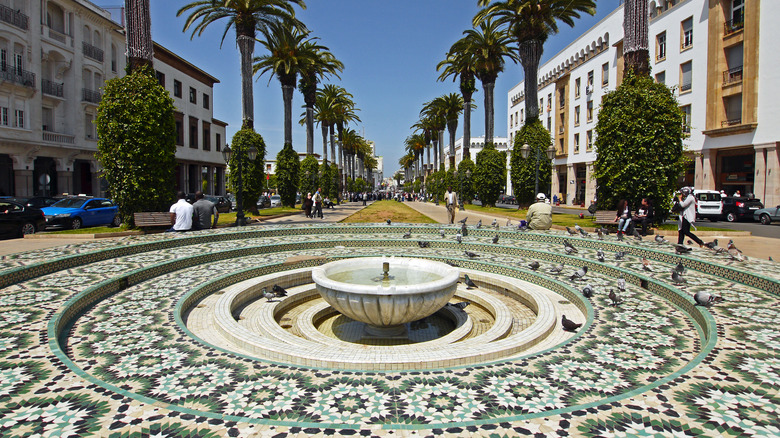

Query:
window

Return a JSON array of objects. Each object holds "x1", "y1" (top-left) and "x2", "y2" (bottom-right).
[
  {"x1": 216, "y1": 133, "x2": 221, "y2": 152},
  {"x1": 202, "y1": 122, "x2": 211, "y2": 151},
  {"x1": 558, "y1": 87, "x2": 565, "y2": 108},
  {"x1": 520, "y1": 109, "x2": 524, "y2": 124},
  {"x1": 680, "y1": 105, "x2": 691, "y2": 134},
  {"x1": 601, "y1": 62, "x2": 609, "y2": 86},
  {"x1": 574, "y1": 133, "x2": 580, "y2": 154},
  {"x1": 586, "y1": 101, "x2": 593, "y2": 122},
  {"x1": 547, "y1": 116, "x2": 551, "y2": 131},
  {"x1": 14, "y1": 109, "x2": 24, "y2": 128},
  {"x1": 510, "y1": 114, "x2": 513, "y2": 127},
  {"x1": 680, "y1": 61, "x2": 692, "y2": 92},
  {"x1": 547, "y1": 93, "x2": 552, "y2": 112},
  {"x1": 724, "y1": 94, "x2": 742, "y2": 125},
  {"x1": 85, "y1": 112, "x2": 95, "y2": 139},
  {"x1": 111, "y1": 44, "x2": 117, "y2": 72},
  {"x1": 586, "y1": 130, "x2": 593, "y2": 151},
  {"x1": 656, "y1": 32, "x2": 667, "y2": 61},
  {"x1": 540, "y1": 98, "x2": 544, "y2": 113},
  {"x1": 587, "y1": 71, "x2": 594, "y2": 88},
  {"x1": 681, "y1": 17, "x2": 693, "y2": 50},
  {"x1": 655, "y1": 71, "x2": 666, "y2": 84},
  {"x1": 14, "y1": 52, "x2": 22, "y2": 75},
  {"x1": 575, "y1": 77, "x2": 581, "y2": 98},
  {"x1": 0, "y1": 107, "x2": 8, "y2": 125},
  {"x1": 173, "y1": 79, "x2": 182, "y2": 98},
  {"x1": 0, "y1": 49, "x2": 6, "y2": 71},
  {"x1": 189, "y1": 116, "x2": 198, "y2": 148},
  {"x1": 189, "y1": 87, "x2": 197, "y2": 104},
  {"x1": 203, "y1": 93, "x2": 209, "y2": 110},
  {"x1": 156, "y1": 71, "x2": 165, "y2": 88},
  {"x1": 574, "y1": 105, "x2": 580, "y2": 126},
  {"x1": 731, "y1": 0, "x2": 744, "y2": 25}
]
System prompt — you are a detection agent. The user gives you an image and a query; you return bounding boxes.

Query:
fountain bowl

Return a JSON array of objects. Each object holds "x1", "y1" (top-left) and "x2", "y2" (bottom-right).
[{"x1": 312, "y1": 257, "x2": 459, "y2": 336}]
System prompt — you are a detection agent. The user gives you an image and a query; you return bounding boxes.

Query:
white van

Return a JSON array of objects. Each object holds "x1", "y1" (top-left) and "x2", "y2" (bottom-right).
[{"x1": 693, "y1": 190, "x2": 723, "y2": 221}]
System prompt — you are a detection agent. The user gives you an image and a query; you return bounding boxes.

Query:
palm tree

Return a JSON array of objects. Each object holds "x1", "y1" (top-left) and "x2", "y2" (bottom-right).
[
  {"x1": 125, "y1": 0, "x2": 153, "y2": 71},
  {"x1": 437, "y1": 44, "x2": 476, "y2": 166},
  {"x1": 457, "y1": 18, "x2": 517, "y2": 144},
  {"x1": 474, "y1": 0, "x2": 596, "y2": 123},
  {"x1": 298, "y1": 44, "x2": 343, "y2": 155},
  {"x1": 404, "y1": 133, "x2": 426, "y2": 181},
  {"x1": 253, "y1": 22, "x2": 325, "y2": 148},
  {"x1": 311, "y1": 91, "x2": 335, "y2": 162},
  {"x1": 178, "y1": 0, "x2": 306, "y2": 129}
]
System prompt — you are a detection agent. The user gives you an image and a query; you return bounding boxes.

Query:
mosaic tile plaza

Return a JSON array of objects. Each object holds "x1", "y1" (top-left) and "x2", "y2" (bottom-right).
[{"x1": 0, "y1": 223, "x2": 777, "y2": 437}]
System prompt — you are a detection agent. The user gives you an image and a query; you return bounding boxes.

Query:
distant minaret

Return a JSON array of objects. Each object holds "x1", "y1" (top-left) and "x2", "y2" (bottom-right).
[
  {"x1": 124, "y1": 0, "x2": 153, "y2": 71},
  {"x1": 623, "y1": 0, "x2": 649, "y2": 76}
]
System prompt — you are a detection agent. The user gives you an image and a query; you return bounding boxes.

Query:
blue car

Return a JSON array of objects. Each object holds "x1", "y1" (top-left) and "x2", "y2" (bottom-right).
[{"x1": 41, "y1": 197, "x2": 121, "y2": 230}]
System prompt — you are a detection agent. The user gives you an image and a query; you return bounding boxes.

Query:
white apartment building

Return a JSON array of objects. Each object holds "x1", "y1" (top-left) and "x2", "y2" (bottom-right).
[
  {"x1": 0, "y1": 0, "x2": 228, "y2": 198},
  {"x1": 507, "y1": 0, "x2": 779, "y2": 208}
]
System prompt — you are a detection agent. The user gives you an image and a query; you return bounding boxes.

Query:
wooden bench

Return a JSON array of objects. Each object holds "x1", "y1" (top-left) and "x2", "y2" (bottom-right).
[
  {"x1": 133, "y1": 212, "x2": 173, "y2": 228},
  {"x1": 593, "y1": 210, "x2": 617, "y2": 225}
]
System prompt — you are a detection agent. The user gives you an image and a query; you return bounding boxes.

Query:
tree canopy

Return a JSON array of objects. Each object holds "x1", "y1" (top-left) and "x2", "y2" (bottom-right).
[
  {"x1": 474, "y1": 142, "x2": 507, "y2": 207},
  {"x1": 275, "y1": 142, "x2": 300, "y2": 207}
]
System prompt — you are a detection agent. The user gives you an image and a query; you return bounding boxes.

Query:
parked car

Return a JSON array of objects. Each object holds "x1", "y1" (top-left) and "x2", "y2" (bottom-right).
[
  {"x1": 226, "y1": 194, "x2": 236, "y2": 211},
  {"x1": 693, "y1": 190, "x2": 723, "y2": 221},
  {"x1": 9, "y1": 196, "x2": 61, "y2": 209},
  {"x1": 270, "y1": 195, "x2": 282, "y2": 208},
  {"x1": 256, "y1": 195, "x2": 271, "y2": 209},
  {"x1": 498, "y1": 194, "x2": 517, "y2": 205},
  {"x1": 41, "y1": 197, "x2": 120, "y2": 230},
  {"x1": 205, "y1": 196, "x2": 232, "y2": 213},
  {"x1": 754, "y1": 204, "x2": 780, "y2": 225},
  {"x1": 721, "y1": 196, "x2": 763, "y2": 222},
  {"x1": 0, "y1": 200, "x2": 45, "y2": 238}
]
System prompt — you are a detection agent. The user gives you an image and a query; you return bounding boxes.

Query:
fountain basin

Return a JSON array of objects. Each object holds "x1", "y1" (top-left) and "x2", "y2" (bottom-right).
[{"x1": 312, "y1": 257, "x2": 459, "y2": 336}]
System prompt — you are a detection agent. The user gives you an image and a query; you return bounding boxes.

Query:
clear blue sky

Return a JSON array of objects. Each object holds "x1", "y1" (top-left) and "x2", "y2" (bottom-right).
[{"x1": 93, "y1": 0, "x2": 617, "y2": 176}]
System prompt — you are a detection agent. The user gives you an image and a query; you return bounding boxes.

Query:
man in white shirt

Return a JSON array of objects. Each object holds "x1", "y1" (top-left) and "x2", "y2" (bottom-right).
[
  {"x1": 168, "y1": 191, "x2": 194, "y2": 232},
  {"x1": 445, "y1": 187, "x2": 458, "y2": 224}
]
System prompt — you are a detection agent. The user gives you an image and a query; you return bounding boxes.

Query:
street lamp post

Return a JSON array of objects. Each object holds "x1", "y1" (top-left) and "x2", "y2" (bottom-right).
[
  {"x1": 521, "y1": 143, "x2": 556, "y2": 196},
  {"x1": 222, "y1": 143, "x2": 258, "y2": 226},
  {"x1": 455, "y1": 169, "x2": 471, "y2": 211}
]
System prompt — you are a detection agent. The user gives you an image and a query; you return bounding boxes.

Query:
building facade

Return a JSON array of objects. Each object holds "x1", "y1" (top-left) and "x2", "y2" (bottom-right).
[
  {"x1": 0, "y1": 0, "x2": 227, "y2": 198},
  {"x1": 507, "y1": 0, "x2": 779, "y2": 207}
]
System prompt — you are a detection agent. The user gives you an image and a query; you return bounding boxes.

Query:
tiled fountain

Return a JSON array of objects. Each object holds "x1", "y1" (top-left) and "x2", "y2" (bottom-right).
[{"x1": 0, "y1": 223, "x2": 777, "y2": 437}]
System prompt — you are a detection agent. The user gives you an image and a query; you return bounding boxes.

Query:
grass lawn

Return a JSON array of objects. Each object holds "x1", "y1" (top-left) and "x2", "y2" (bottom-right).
[
  {"x1": 343, "y1": 200, "x2": 437, "y2": 224},
  {"x1": 218, "y1": 207, "x2": 299, "y2": 225},
  {"x1": 43, "y1": 225, "x2": 131, "y2": 235}
]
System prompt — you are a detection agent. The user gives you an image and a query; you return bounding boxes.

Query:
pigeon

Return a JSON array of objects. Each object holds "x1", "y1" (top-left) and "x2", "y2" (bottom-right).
[
  {"x1": 596, "y1": 249, "x2": 605, "y2": 263},
  {"x1": 675, "y1": 245, "x2": 692, "y2": 255},
  {"x1": 599, "y1": 226, "x2": 610, "y2": 236},
  {"x1": 579, "y1": 227, "x2": 589, "y2": 238},
  {"x1": 570, "y1": 266, "x2": 588, "y2": 281},
  {"x1": 417, "y1": 241, "x2": 430, "y2": 248},
  {"x1": 770, "y1": 256, "x2": 775, "y2": 262},
  {"x1": 491, "y1": 218, "x2": 497, "y2": 227},
  {"x1": 616, "y1": 232, "x2": 625, "y2": 242},
  {"x1": 492, "y1": 235, "x2": 499, "y2": 244},
  {"x1": 655, "y1": 234, "x2": 667, "y2": 244},
  {"x1": 642, "y1": 257, "x2": 652, "y2": 271},
  {"x1": 262, "y1": 287, "x2": 275, "y2": 301},
  {"x1": 455, "y1": 233, "x2": 462, "y2": 244},
  {"x1": 575, "y1": 223, "x2": 583, "y2": 234},
  {"x1": 615, "y1": 251, "x2": 626, "y2": 260},
  {"x1": 476, "y1": 219, "x2": 482, "y2": 229},
  {"x1": 458, "y1": 216, "x2": 468, "y2": 224},
  {"x1": 617, "y1": 277, "x2": 626, "y2": 292},
  {"x1": 564, "y1": 240, "x2": 578, "y2": 254},
  {"x1": 632, "y1": 228, "x2": 643, "y2": 241},
  {"x1": 465, "y1": 250, "x2": 479, "y2": 258},
  {"x1": 674, "y1": 262, "x2": 686, "y2": 275},
  {"x1": 694, "y1": 291, "x2": 722, "y2": 307},
  {"x1": 671, "y1": 270, "x2": 687, "y2": 284},
  {"x1": 386, "y1": 219, "x2": 391, "y2": 225},
  {"x1": 528, "y1": 261, "x2": 540, "y2": 271},
  {"x1": 506, "y1": 219, "x2": 512, "y2": 227},
  {"x1": 439, "y1": 228, "x2": 446, "y2": 238},
  {"x1": 727, "y1": 240, "x2": 746, "y2": 261},
  {"x1": 461, "y1": 223, "x2": 469, "y2": 236},
  {"x1": 566, "y1": 226, "x2": 578, "y2": 236},
  {"x1": 272, "y1": 284, "x2": 288, "y2": 298},
  {"x1": 581, "y1": 284, "x2": 594, "y2": 298},
  {"x1": 704, "y1": 239, "x2": 719, "y2": 250},
  {"x1": 597, "y1": 228, "x2": 604, "y2": 240},
  {"x1": 561, "y1": 315, "x2": 582, "y2": 332},
  {"x1": 446, "y1": 301, "x2": 470, "y2": 310},
  {"x1": 402, "y1": 229, "x2": 412, "y2": 239},
  {"x1": 463, "y1": 274, "x2": 478, "y2": 289},
  {"x1": 608, "y1": 289, "x2": 622, "y2": 306},
  {"x1": 549, "y1": 263, "x2": 564, "y2": 274}
]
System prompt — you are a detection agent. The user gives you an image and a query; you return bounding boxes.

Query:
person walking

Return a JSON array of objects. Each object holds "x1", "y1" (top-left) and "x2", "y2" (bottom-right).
[
  {"x1": 526, "y1": 193, "x2": 553, "y2": 230},
  {"x1": 677, "y1": 187, "x2": 705, "y2": 247},
  {"x1": 445, "y1": 187, "x2": 458, "y2": 224},
  {"x1": 303, "y1": 192, "x2": 313, "y2": 218},
  {"x1": 192, "y1": 191, "x2": 218, "y2": 230},
  {"x1": 168, "y1": 191, "x2": 194, "y2": 232},
  {"x1": 313, "y1": 188, "x2": 324, "y2": 219}
]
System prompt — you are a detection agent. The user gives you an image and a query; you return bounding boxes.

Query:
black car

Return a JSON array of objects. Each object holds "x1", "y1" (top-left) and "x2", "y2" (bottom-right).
[
  {"x1": 721, "y1": 196, "x2": 764, "y2": 222},
  {"x1": 498, "y1": 194, "x2": 517, "y2": 205},
  {"x1": 0, "y1": 200, "x2": 46, "y2": 238},
  {"x1": 256, "y1": 195, "x2": 271, "y2": 209},
  {"x1": 9, "y1": 196, "x2": 60, "y2": 209},
  {"x1": 205, "y1": 196, "x2": 232, "y2": 213}
]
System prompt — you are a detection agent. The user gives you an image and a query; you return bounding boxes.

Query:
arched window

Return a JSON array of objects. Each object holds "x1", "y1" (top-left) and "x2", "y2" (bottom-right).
[
  {"x1": 83, "y1": 25, "x2": 91, "y2": 45},
  {"x1": 110, "y1": 44, "x2": 117, "y2": 72},
  {"x1": 93, "y1": 30, "x2": 101, "y2": 49}
]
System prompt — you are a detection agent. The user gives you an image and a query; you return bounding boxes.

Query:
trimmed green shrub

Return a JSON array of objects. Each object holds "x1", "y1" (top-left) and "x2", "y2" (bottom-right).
[
  {"x1": 474, "y1": 142, "x2": 507, "y2": 207},
  {"x1": 276, "y1": 142, "x2": 300, "y2": 207},
  {"x1": 510, "y1": 120, "x2": 552, "y2": 205}
]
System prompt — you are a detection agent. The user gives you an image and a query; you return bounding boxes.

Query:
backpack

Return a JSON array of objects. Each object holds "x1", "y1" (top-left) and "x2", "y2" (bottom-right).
[{"x1": 671, "y1": 199, "x2": 683, "y2": 213}]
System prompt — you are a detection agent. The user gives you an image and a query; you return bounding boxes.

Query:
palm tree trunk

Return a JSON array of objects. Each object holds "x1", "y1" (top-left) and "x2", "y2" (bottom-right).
[
  {"x1": 282, "y1": 84, "x2": 294, "y2": 146},
  {"x1": 623, "y1": 0, "x2": 650, "y2": 76},
  {"x1": 321, "y1": 124, "x2": 329, "y2": 162},
  {"x1": 124, "y1": 0, "x2": 153, "y2": 71},
  {"x1": 438, "y1": 129, "x2": 445, "y2": 170},
  {"x1": 237, "y1": 35, "x2": 255, "y2": 129},
  {"x1": 518, "y1": 39, "x2": 544, "y2": 122},
  {"x1": 448, "y1": 120, "x2": 457, "y2": 169},
  {"x1": 483, "y1": 81, "x2": 495, "y2": 144},
  {"x1": 329, "y1": 125, "x2": 336, "y2": 167},
  {"x1": 432, "y1": 139, "x2": 438, "y2": 173},
  {"x1": 306, "y1": 106, "x2": 315, "y2": 155},
  {"x1": 463, "y1": 95, "x2": 472, "y2": 162},
  {"x1": 426, "y1": 144, "x2": 431, "y2": 177}
]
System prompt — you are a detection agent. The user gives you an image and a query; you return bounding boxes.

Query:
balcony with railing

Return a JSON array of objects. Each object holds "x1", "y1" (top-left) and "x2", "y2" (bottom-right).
[
  {"x1": 724, "y1": 19, "x2": 744, "y2": 36},
  {"x1": 0, "y1": 66, "x2": 35, "y2": 88},
  {"x1": 41, "y1": 79, "x2": 64, "y2": 97},
  {"x1": 82, "y1": 42, "x2": 104, "y2": 62},
  {"x1": 0, "y1": 4, "x2": 28, "y2": 30},
  {"x1": 82, "y1": 88, "x2": 101, "y2": 104},
  {"x1": 42, "y1": 131, "x2": 75, "y2": 144},
  {"x1": 723, "y1": 66, "x2": 743, "y2": 85}
]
